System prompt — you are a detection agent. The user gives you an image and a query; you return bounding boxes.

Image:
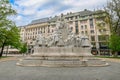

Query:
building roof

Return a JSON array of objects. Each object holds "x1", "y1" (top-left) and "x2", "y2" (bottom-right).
[
  {"x1": 49, "y1": 16, "x2": 58, "y2": 22},
  {"x1": 65, "y1": 9, "x2": 93, "y2": 17},
  {"x1": 26, "y1": 9, "x2": 96, "y2": 26},
  {"x1": 30, "y1": 18, "x2": 50, "y2": 24},
  {"x1": 29, "y1": 16, "x2": 59, "y2": 24},
  {"x1": 93, "y1": 10, "x2": 106, "y2": 15}
]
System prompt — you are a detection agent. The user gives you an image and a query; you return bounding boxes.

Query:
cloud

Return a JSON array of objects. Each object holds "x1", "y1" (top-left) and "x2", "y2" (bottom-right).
[
  {"x1": 15, "y1": 0, "x2": 48, "y2": 7},
  {"x1": 15, "y1": 15, "x2": 22, "y2": 21},
  {"x1": 10, "y1": 0, "x2": 108, "y2": 26}
]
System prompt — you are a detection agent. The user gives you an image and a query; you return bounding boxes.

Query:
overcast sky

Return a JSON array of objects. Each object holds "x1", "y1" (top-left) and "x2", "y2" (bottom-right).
[{"x1": 9, "y1": 0, "x2": 109, "y2": 26}]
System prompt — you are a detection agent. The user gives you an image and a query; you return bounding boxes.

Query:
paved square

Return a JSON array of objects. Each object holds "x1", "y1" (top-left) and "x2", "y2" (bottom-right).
[{"x1": 0, "y1": 60, "x2": 120, "y2": 80}]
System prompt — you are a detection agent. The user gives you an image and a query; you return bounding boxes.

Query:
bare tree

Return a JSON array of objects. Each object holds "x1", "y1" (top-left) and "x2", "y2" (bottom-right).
[
  {"x1": 104, "y1": 0, "x2": 120, "y2": 56},
  {"x1": 105, "y1": 0, "x2": 120, "y2": 35}
]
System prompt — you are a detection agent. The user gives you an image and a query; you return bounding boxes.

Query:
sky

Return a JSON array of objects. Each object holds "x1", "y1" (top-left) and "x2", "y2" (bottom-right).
[{"x1": 9, "y1": 0, "x2": 108, "y2": 26}]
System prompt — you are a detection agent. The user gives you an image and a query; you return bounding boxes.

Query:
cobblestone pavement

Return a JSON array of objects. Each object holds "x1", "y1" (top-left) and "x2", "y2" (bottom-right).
[{"x1": 0, "y1": 60, "x2": 120, "y2": 80}]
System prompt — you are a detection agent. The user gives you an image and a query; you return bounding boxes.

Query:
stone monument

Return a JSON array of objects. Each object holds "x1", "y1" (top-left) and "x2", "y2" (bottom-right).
[{"x1": 17, "y1": 16, "x2": 109, "y2": 67}]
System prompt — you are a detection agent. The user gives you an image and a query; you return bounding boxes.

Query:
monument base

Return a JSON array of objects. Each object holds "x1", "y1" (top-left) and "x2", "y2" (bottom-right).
[
  {"x1": 17, "y1": 56, "x2": 109, "y2": 67},
  {"x1": 16, "y1": 47, "x2": 109, "y2": 67}
]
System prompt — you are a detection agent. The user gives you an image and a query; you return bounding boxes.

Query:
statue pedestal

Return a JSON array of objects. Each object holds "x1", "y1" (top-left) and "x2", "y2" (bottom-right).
[{"x1": 16, "y1": 47, "x2": 109, "y2": 67}]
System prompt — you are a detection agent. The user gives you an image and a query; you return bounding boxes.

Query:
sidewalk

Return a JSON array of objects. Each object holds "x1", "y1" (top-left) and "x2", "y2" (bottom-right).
[
  {"x1": 0, "y1": 57, "x2": 19, "y2": 62},
  {"x1": 2, "y1": 53, "x2": 31, "y2": 57},
  {"x1": 99, "y1": 58, "x2": 120, "y2": 63},
  {"x1": 0, "y1": 54, "x2": 29, "y2": 62},
  {"x1": 105, "y1": 58, "x2": 120, "y2": 63}
]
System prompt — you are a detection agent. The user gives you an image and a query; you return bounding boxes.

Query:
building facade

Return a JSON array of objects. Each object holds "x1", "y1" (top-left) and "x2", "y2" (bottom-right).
[{"x1": 20, "y1": 9, "x2": 111, "y2": 54}]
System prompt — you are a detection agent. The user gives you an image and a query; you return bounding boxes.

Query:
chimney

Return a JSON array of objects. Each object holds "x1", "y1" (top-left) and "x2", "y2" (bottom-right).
[
  {"x1": 84, "y1": 9, "x2": 87, "y2": 11},
  {"x1": 67, "y1": 13, "x2": 69, "y2": 15},
  {"x1": 61, "y1": 13, "x2": 63, "y2": 17},
  {"x1": 70, "y1": 12, "x2": 72, "y2": 14}
]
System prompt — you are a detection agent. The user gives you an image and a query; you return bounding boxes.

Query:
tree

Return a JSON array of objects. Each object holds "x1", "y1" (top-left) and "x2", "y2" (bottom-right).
[
  {"x1": 94, "y1": 0, "x2": 120, "y2": 56},
  {"x1": 109, "y1": 34, "x2": 120, "y2": 57},
  {"x1": 0, "y1": 0, "x2": 21, "y2": 57},
  {"x1": 96, "y1": 0, "x2": 120, "y2": 56},
  {"x1": 0, "y1": 0, "x2": 16, "y2": 19},
  {"x1": 19, "y1": 43, "x2": 27, "y2": 56},
  {"x1": 105, "y1": 0, "x2": 120, "y2": 35},
  {"x1": 104, "y1": 0, "x2": 120, "y2": 56},
  {"x1": 0, "y1": 20, "x2": 21, "y2": 57},
  {"x1": 93, "y1": 10, "x2": 110, "y2": 55}
]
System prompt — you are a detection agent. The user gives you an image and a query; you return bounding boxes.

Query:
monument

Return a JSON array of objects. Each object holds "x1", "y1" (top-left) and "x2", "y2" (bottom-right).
[{"x1": 17, "y1": 16, "x2": 109, "y2": 67}]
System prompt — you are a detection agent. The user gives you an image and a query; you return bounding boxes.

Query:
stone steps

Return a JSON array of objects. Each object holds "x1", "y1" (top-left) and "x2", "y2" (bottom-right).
[{"x1": 16, "y1": 56, "x2": 109, "y2": 67}]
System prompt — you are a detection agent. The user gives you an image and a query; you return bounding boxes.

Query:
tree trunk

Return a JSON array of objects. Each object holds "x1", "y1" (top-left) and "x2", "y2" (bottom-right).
[
  {"x1": 0, "y1": 41, "x2": 6, "y2": 57},
  {"x1": 6, "y1": 46, "x2": 9, "y2": 56}
]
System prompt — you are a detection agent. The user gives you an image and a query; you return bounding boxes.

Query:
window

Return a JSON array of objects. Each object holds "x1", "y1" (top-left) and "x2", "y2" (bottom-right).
[
  {"x1": 81, "y1": 16, "x2": 85, "y2": 18},
  {"x1": 99, "y1": 29, "x2": 102, "y2": 33},
  {"x1": 70, "y1": 17, "x2": 73, "y2": 20},
  {"x1": 44, "y1": 27, "x2": 45, "y2": 33},
  {"x1": 75, "y1": 21, "x2": 78, "y2": 25},
  {"x1": 90, "y1": 30, "x2": 94, "y2": 34},
  {"x1": 81, "y1": 25, "x2": 83, "y2": 29},
  {"x1": 75, "y1": 26, "x2": 79, "y2": 34},
  {"x1": 99, "y1": 29, "x2": 106, "y2": 33},
  {"x1": 89, "y1": 19, "x2": 94, "y2": 28},
  {"x1": 98, "y1": 35, "x2": 109, "y2": 41},
  {"x1": 91, "y1": 42, "x2": 96, "y2": 47},
  {"x1": 81, "y1": 31, "x2": 84, "y2": 34},
  {"x1": 70, "y1": 27, "x2": 73, "y2": 31},
  {"x1": 100, "y1": 23, "x2": 106, "y2": 27},
  {"x1": 48, "y1": 26, "x2": 50, "y2": 33},
  {"x1": 75, "y1": 16, "x2": 78, "y2": 19},
  {"x1": 85, "y1": 31, "x2": 88, "y2": 34},
  {"x1": 99, "y1": 42, "x2": 108, "y2": 47},
  {"x1": 75, "y1": 21, "x2": 79, "y2": 34},
  {"x1": 85, "y1": 25, "x2": 87, "y2": 29},
  {"x1": 91, "y1": 36, "x2": 95, "y2": 41},
  {"x1": 103, "y1": 29, "x2": 106, "y2": 32},
  {"x1": 52, "y1": 29, "x2": 54, "y2": 33},
  {"x1": 65, "y1": 18, "x2": 69, "y2": 20}
]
